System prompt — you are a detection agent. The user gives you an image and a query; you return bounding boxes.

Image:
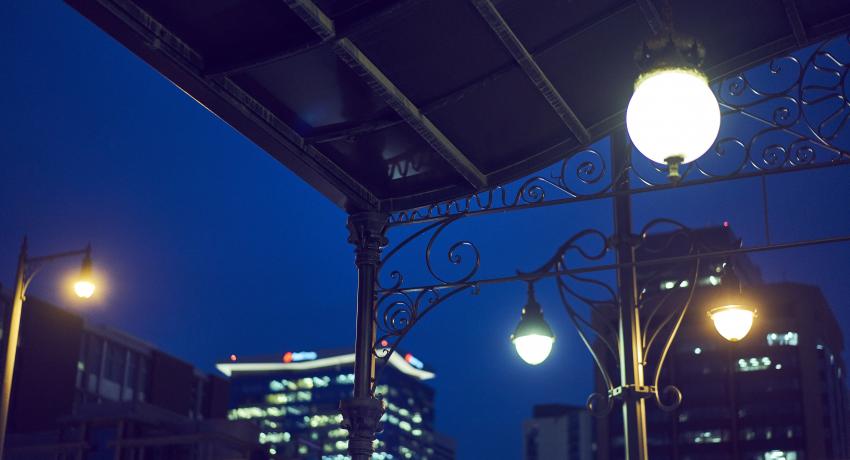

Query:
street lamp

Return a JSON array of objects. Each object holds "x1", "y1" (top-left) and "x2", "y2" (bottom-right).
[
  {"x1": 707, "y1": 264, "x2": 757, "y2": 342},
  {"x1": 626, "y1": 34, "x2": 720, "y2": 180},
  {"x1": 0, "y1": 238, "x2": 96, "y2": 458},
  {"x1": 73, "y1": 251, "x2": 96, "y2": 299},
  {"x1": 511, "y1": 282, "x2": 555, "y2": 365},
  {"x1": 708, "y1": 305, "x2": 757, "y2": 342}
]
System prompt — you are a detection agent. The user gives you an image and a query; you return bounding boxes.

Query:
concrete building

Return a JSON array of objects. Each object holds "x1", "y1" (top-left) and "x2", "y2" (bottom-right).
[
  {"x1": 524, "y1": 404, "x2": 595, "y2": 460},
  {"x1": 0, "y1": 292, "x2": 261, "y2": 459}
]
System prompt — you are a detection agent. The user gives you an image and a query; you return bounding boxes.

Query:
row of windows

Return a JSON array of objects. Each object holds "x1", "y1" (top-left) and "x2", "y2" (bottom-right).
[{"x1": 76, "y1": 332, "x2": 151, "y2": 404}]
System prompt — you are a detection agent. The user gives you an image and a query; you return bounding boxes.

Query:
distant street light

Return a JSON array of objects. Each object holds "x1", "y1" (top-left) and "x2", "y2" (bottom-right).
[
  {"x1": 626, "y1": 34, "x2": 721, "y2": 180},
  {"x1": 73, "y1": 252, "x2": 96, "y2": 299},
  {"x1": 511, "y1": 283, "x2": 555, "y2": 366},
  {"x1": 0, "y1": 238, "x2": 96, "y2": 458}
]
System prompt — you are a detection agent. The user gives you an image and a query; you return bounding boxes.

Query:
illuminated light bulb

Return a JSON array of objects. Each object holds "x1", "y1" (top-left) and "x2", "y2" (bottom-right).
[
  {"x1": 74, "y1": 280, "x2": 96, "y2": 299},
  {"x1": 513, "y1": 334, "x2": 555, "y2": 366},
  {"x1": 627, "y1": 67, "x2": 720, "y2": 178},
  {"x1": 708, "y1": 305, "x2": 756, "y2": 342},
  {"x1": 511, "y1": 283, "x2": 555, "y2": 365}
]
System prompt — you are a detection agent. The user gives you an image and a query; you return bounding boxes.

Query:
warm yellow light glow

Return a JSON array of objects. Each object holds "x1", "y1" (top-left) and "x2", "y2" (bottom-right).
[
  {"x1": 709, "y1": 305, "x2": 755, "y2": 342},
  {"x1": 626, "y1": 68, "x2": 720, "y2": 165},
  {"x1": 512, "y1": 334, "x2": 554, "y2": 365},
  {"x1": 74, "y1": 280, "x2": 96, "y2": 299}
]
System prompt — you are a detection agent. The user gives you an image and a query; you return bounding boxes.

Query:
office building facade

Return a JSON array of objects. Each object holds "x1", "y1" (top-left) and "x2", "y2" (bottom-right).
[
  {"x1": 524, "y1": 404, "x2": 595, "y2": 460},
  {"x1": 595, "y1": 227, "x2": 850, "y2": 460},
  {"x1": 218, "y1": 349, "x2": 453, "y2": 459}
]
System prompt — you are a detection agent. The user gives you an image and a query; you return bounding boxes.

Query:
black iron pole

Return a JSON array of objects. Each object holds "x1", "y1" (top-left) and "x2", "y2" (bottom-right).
[
  {"x1": 341, "y1": 211, "x2": 387, "y2": 460},
  {"x1": 611, "y1": 129, "x2": 650, "y2": 460}
]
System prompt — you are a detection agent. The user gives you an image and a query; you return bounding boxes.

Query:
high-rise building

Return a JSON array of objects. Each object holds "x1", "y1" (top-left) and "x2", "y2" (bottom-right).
[
  {"x1": 0, "y1": 292, "x2": 261, "y2": 459},
  {"x1": 523, "y1": 404, "x2": 595, "y2": 460},
  {"x1": 217, "y1": 349, "x2": 453, "y2": 459},
  {"x1": 595, "y1": 227, "x2": 850, "y2": 460}
]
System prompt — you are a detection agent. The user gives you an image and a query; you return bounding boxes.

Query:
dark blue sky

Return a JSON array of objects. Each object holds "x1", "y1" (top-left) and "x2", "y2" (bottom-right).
[{"x1": 3, "y1": 2, "x2": 850, "y2": 459}]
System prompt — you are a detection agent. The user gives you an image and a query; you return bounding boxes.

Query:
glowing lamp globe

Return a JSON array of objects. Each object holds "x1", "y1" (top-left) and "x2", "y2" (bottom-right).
[
  {"x1": 626, "y1": 67, "x2": 720, "y2": 176},
  {"x1": 74, "y1": 280, "x2": 96, "y2": 299},
  {"x1": 511, "y1": 284, "x2": 555, "y2": 365},
  {"x1": 708, "y1": 305, "x2": 756, "y2": 342},
  {"x1": 513, "y1": 334, "x2": 554, "y2": 366},
  {"x1": 74, "y1": 252, "x2": 96, "y2": 299}
]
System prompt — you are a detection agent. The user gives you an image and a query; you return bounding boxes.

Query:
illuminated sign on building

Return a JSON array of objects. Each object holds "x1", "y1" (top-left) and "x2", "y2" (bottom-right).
[
  {"x1": 404, "y1": 353, "x2": 424, "y2": 369},
  {"x1": 283, "y1": 351, "x2": 319, "y2": 363}
]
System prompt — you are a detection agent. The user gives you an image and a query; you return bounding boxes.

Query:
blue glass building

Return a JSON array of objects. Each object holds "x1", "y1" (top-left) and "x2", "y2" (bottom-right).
[{"x1": 217, "y1": 349, "x2": 454, "y2": 459}]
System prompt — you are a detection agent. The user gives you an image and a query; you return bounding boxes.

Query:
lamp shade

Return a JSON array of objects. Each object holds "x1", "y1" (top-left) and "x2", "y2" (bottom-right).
[
  {"x1": 626, "y1": 67, "x2": 720, "y2": 166},
  {"x1": 511, "y1": 284, "x2": 555, "y2": 365},
  {"x1": 708, "y1": 304, "x2": 756, "y2": 342}
]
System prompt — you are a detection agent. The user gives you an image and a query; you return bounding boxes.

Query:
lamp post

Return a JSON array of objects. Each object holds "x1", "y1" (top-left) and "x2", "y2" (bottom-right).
[
  {"x1": 0, "y1": 237, "x2": 96, "y2": 458},
  {"x1": 510, "y1": 130, "x2": 755, "y2": 460}
]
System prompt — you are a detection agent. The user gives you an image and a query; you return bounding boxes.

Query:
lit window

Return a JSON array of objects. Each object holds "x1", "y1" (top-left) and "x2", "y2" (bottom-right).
[
  {"x1": 766, "y1": 332, "x2": 798, "y2": 346},
  {"x1": 683, "y1": 430, "x2": 727, "y2": 444},
  {"x1": 336, "y1": 374, "x2": 355, "y2": 385},
  {"x1": 764, "y1": 450, "x2": 798, "y2": 460},
  {"x1": 737, "y1": 356, "x2": 771, "y2": 372}
]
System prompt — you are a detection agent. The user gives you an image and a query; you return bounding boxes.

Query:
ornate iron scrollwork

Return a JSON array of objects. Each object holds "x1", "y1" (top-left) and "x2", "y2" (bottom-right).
[{"x1": 387, "y1": 33, "x2": 850, "y2": 225}]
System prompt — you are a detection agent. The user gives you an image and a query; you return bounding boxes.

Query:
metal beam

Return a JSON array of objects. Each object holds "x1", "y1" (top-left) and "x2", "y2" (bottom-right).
[
  {"x1": 308, "y1": 1, "x2": 635, "y2": 146},
  {"x1": 284, "y1": 0, "x2": 488, "y2": 189},
  {"x1": 204, "y1": 39, "x2": 326, "y2": 77},
  {"x1": 636, "y1": 0, "x2": 665, "y2": 35},
  {"x1": 208, "y1": 0, "x2": 424, "y2": 77},
  {"x1": 70, "y1": 0, "x2": 380, "y2": 212},
  {"x1": 284, "y1": 0, "x2": 336, "y2": 39},
  {"x1": 782, "y1": 0, "x2": 808, "y2": 46},
  {"x1": 470, "y1": 0, "x2": 591, "y2": 145}
]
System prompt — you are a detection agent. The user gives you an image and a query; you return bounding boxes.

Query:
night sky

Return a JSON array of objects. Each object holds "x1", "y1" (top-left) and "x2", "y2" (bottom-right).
[{"x1": 3, "y1": 2, "x2": 850, "y2": 459}]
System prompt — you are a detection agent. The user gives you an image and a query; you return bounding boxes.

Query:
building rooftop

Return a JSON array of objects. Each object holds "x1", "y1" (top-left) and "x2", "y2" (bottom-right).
[{"x1": 217, "y1": 348, "x2": 435, "y2": 381}]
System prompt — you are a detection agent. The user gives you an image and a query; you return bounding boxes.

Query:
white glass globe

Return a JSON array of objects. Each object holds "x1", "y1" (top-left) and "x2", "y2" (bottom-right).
[
  {"x1": 626, "y1": 68, "x2": 720, "y2": 165},
  {"x1": 512, "y1": 334, "x2": 554, "y2": 365},
  {"x1": 709, "y1": 305, "x2": 755, "y2": 342}
]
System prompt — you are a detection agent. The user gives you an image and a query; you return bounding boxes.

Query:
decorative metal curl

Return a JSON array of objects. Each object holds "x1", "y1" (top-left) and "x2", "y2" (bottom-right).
[
  {"x1": 370, "y1": 285, "x2": 474, "y2": 394},
  {"x1": 379, "y1": 215, "x2": 480, "y2": 290},
  {"x1": 587, "y1": 391, "x2": 615, "y2": 417},
  {"x1": 654, "y1": 384, "x2": 683, "y2": 412},
  {"x1": 388, "y1": 148, "x2": 613, "y2": 224},
  {"x1": 517, "y1": 229, "x2": 621, "y2": 412}
]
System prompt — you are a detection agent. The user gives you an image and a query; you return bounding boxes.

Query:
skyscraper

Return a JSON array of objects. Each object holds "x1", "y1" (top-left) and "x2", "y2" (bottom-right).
[
  {"x1": 595, "y1": 226, "x2": 850, "y2": 460},
  {"x1": 218, "y1": 349, "x2": 453, "y2": 459},
  {"x1": 524, "y1": 404, "x2": 595, "y2": 460}
]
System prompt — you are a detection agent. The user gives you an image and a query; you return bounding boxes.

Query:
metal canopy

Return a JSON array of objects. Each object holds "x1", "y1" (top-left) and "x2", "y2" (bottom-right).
[{"x1": 66, "y1": 0, "x2": 850, "y2": 212}]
